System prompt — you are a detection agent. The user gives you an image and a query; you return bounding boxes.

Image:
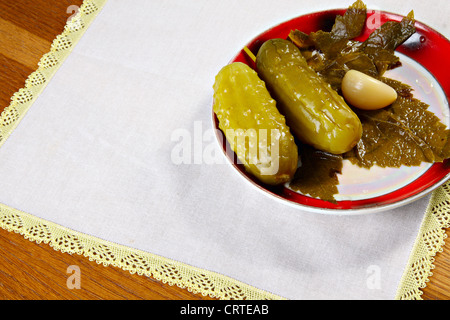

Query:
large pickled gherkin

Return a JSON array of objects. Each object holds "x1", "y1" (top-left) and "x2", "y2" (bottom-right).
[
  {"x1": 213, "y1": 62, "x2": 298, "y2": 185},
  {"x1": 256, "y1": 39, "x2": 362, "y2": 154}
]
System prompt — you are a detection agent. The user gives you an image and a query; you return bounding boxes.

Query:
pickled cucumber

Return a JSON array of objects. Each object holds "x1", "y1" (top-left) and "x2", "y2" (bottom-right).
[
  {"x1": 256, "y1": 39, "x2": 362, "y2": 154},
  {"x1": 213, "y1": 62, "x2": 298, "y2": 185}
]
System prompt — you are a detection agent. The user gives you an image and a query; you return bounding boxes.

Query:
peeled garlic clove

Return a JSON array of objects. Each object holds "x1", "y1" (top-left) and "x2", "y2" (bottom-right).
[{"x1": 341, "y1": 70, "x2": 398, "y2": 110}]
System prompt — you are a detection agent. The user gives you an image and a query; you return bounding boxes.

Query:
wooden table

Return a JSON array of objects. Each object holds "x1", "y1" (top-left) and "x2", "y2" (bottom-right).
[{"x1": 0, "y1": 0, "x2": 449, "y2": 300}]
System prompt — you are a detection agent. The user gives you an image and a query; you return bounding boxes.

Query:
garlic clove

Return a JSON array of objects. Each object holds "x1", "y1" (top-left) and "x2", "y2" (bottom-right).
[{"x1": 341, "y1": 70, "x2": 398, "y2": 110}]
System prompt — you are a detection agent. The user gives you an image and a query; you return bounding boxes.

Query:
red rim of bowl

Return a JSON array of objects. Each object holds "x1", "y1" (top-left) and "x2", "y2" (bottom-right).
[{"x1": 212, "y1": 9, "x2": 450, "y2": 214}]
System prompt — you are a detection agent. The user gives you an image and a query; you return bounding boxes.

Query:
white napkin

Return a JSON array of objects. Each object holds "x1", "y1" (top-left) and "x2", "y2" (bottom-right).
[{"x1": 0, "y1": 0, "x2": 449, "y2": 299}]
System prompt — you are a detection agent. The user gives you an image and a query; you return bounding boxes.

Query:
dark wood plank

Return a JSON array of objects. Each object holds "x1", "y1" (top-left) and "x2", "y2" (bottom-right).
[
  {"x1": 0, "y1": 0, "x2": 82, "y2": 43},
  {"x1": 0, "y1": 17, "x2": 52, "y2": 70},
  {"x1": 0, "y1": 53, "x2": 34, "y2": 111},
  {"x1": 420, "y1": 229, "x2": 450, "y2": 300}
]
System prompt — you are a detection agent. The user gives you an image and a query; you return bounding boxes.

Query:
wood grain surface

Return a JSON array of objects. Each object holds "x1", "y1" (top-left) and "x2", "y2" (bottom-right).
[{"x1": 0, "y1": 0, "x2": 449, "y2": 300}]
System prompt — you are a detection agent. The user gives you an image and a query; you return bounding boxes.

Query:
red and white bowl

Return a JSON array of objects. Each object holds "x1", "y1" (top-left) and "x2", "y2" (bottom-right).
[{"x1": 212, "y1": 9, "x2": 450, "y2": 214}]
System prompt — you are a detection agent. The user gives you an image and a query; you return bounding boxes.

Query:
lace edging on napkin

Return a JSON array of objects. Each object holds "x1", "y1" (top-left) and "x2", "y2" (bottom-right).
[
  {"x1": 0, "y1": 0, "x2": 102, "y2": 148},
  {"x1": 395, "y1": 183, "x2": 450, "y2": 300},
  {"x1": 0, "y1": 202, "x2": 283, "y2": 300}
]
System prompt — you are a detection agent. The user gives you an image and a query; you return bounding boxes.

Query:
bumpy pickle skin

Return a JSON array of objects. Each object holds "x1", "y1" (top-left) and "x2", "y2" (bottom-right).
[
  {"x1": 213, "y1": 62, "x2": 298, "y2": 185},
  {"x1": 256, "y1": 39, "x2": 362, "y2": 155}
]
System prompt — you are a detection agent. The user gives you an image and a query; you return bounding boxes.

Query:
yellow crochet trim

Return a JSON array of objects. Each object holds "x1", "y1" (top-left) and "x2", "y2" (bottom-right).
[
  {"x1": 0, "y1": 0, "x2": 448, "y2": 300},
  {"x1": 0, "y1": 0, "x2": 103, "y2": 146},
  {"x1": 0, "y1": 203, "x2": 283, "y2": 299},
  {"x1": 0, "y1": 0, "x2": 284, "y2": 300},
  {"x1": 395, "y1": 182, "x2": 450, "y2": 300}
]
